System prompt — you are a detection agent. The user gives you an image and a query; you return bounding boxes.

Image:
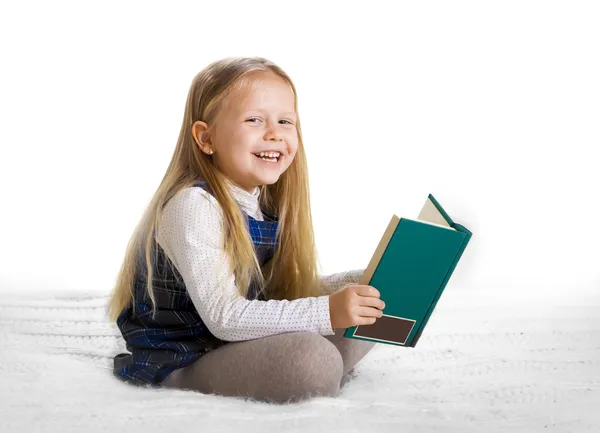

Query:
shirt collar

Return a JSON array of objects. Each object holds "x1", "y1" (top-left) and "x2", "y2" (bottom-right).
[{"x1": 225, "y1": 178, "x2": 262, "y2": 219}]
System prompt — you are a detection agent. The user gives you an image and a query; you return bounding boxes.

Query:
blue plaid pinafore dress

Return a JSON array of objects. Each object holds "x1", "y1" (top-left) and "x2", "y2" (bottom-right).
[{"x1": 113, "y1": 181, "x2": 279, "y2": 386}]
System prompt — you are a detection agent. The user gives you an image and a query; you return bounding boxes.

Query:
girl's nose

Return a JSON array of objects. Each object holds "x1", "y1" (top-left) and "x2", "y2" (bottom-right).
[{"x1": 265, "y1": 130, "x2": 284, "y2": 142}]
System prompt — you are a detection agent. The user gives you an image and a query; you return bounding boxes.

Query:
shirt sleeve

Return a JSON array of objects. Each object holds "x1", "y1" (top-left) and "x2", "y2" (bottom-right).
[
  {"x1": 318, "y1": 268, "x2": 365, "y2": 296},
  {"x1": 156, "y1": 187, "x2": 335, "y2": 342}
]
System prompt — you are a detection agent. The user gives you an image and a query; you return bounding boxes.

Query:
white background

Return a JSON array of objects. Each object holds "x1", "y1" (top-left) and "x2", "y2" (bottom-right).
[{"x1": 0, "y1": 0, "x2": 598, "y2": 303}]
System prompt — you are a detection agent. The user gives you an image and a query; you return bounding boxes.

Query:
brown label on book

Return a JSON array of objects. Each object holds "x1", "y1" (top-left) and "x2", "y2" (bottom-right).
[{"x1": 348, "y1": 314, "x2": 416, "y2": 345}]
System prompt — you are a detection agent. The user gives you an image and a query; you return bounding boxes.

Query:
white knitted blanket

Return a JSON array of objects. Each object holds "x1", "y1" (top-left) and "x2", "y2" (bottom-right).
[{"x1": 0, "y1": 289, "x2": 598, "y2": 433}]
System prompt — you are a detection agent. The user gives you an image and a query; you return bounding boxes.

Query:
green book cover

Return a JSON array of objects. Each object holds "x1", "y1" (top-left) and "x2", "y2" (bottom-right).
[{"x1": 342, "y1": 194, "x2": 472, "y2": 347}]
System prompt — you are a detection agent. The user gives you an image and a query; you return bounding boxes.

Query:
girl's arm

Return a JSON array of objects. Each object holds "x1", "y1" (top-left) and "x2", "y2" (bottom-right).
[
  {"x1": 157, "y1": 187, "x2": 336, "y2": 342},
  {"x1": 318, "y1": 268, "x2": 365, "y2": 296}
]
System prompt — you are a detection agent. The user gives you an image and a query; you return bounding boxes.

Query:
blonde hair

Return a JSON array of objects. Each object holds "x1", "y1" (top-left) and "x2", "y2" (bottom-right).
[{"x1": 106, "y1": 57, "x2": 322, "y2": 322}]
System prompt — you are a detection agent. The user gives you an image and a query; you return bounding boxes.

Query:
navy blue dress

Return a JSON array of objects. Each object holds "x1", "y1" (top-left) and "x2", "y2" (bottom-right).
[{"x1": 113, "y1": 181, "x2": 279, "y2": 386}]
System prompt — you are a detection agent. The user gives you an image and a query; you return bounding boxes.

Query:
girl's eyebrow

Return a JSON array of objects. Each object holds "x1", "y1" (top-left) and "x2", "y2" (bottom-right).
[{"x1": 244, "y1": 109, "x2": 297, "y2": 117}]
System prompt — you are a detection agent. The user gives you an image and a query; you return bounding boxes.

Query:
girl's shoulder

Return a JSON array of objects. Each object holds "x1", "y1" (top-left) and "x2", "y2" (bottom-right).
[
  {"x1": 158, "y1": 184, "x2": 224, "y2": 252},
  {"x1": 164, "y1": 184, "x2": 222, "y2": 218}
]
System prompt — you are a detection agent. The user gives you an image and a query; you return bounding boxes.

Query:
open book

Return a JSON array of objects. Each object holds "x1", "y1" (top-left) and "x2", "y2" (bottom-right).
[{"x1": 342, "y1": 194, "x2": 472, "y2": 347}]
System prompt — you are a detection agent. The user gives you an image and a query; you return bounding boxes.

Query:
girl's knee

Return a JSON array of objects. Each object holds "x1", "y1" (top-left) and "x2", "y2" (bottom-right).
[
  {"x1": 291, "y1": 332, "x2": 343, "y2": 367},
  {"x1": 286, "y1": 333, "x2": 343, "y2": 398}
]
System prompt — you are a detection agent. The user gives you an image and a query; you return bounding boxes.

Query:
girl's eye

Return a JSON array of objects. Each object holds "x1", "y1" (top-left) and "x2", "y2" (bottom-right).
[{"x1": 247, "y1": 118, "x2": 293, "y2": 125}]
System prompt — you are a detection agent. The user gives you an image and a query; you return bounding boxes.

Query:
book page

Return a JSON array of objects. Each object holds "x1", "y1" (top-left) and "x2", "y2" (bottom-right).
[
  {"x1": 417, "y1": 197, "x2": 453, "y2": 229},
  {"x1": 408, "y1": 217, "x2": 455, "y2": 230}
]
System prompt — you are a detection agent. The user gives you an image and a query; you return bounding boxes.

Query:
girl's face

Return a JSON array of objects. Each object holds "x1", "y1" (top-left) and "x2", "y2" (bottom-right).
[{"x1": 194, "y1": 72, "x2": 299, "y2": 193}]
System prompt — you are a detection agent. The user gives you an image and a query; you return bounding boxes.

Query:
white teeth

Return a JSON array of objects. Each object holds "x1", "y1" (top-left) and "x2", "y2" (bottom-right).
[{"x1": 256, "y1": 151, "x2": 280, "y2": 158}]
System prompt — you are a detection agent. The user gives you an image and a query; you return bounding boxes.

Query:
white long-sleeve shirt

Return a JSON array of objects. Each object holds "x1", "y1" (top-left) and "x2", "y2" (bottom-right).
[{"x1": 156, "y1": 180, "x2": 364, "y2": 342}]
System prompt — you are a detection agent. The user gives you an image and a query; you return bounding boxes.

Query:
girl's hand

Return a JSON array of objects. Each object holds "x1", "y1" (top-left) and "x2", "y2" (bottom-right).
[{"x1": 328, "y1": 284, "x2": 385, "y2": 329}]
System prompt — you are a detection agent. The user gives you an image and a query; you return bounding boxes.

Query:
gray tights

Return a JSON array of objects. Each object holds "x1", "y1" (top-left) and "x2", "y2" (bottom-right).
[{"x1": 161, "y1": 328, "x2": 376, "y2": 404}]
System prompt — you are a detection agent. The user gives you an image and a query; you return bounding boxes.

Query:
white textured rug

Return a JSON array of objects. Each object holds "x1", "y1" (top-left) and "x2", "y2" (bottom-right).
[{"x1": 0, "y1": 289, "x2": 598, "y2": 433}]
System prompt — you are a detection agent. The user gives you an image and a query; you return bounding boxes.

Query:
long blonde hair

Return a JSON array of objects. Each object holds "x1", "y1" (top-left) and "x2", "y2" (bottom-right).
[{"x1": 106, "y1": 57, "x2": 322, "y2": 322}]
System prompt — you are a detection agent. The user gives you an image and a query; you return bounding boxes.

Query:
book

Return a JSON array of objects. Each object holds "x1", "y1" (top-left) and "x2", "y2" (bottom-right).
[{"x1": 342, "y1": 194, "x2": 472, "y2": 347}]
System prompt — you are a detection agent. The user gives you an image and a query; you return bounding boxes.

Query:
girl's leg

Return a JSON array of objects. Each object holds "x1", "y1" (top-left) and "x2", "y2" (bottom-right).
[
  {"x1": 318, "y1": 270, "x2": 378, "y2": 377},
  {"x1": 323, "y1": 328, "x2": 377, "y2": 377},
  {"x1": 161, "y1": 331, "x2": 344, "y2": 404}
]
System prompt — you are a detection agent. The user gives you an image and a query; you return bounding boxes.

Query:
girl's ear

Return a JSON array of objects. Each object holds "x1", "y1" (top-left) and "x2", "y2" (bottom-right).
[{"x1": 192, "y1": 120, "x2": 213, "y2": 155}]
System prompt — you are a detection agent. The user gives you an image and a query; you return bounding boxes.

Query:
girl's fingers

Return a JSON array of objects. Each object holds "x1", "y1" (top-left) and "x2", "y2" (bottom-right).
[
  {"x1": 357, "y1": 306, "x2": 383, "y2": 318},
  {"x1": 358, "y1": 316, "x2": 377, "y2": 325},
  {"x1": 358, "y1": 295, "x2": 386, "y2": 310}
]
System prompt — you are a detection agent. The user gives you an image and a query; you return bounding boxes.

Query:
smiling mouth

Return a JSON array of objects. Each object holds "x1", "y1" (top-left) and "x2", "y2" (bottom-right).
[{"x1": 253, "y1": 153, "x2": 281, "y2": 162}]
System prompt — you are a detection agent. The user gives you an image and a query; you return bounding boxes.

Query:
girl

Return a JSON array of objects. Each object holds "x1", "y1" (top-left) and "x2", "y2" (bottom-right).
[{"x1": 107, "y1": 56, "x2": 386, "y2": 405}]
